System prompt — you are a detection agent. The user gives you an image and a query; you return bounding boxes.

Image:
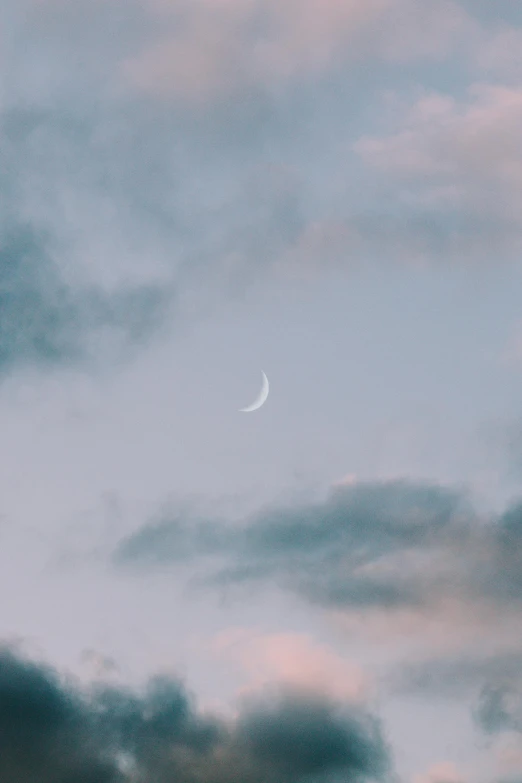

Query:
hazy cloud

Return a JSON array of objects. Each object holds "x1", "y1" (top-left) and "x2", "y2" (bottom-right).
[
  {"x1": 476, "y1": 682, "x2": 522, "y2": 736},
  {"x1": 2, "y1": 0, "x2": 522, "y2": 382},
  {"x1": 392, "y1": 650, "x2": 522, "y2": 701},
  {"x1": 123, "y1": 0, "x2": 472, "y2": 102},
  {"x1": 0, "y1": 223, "x2": 169, "y2": 374}
]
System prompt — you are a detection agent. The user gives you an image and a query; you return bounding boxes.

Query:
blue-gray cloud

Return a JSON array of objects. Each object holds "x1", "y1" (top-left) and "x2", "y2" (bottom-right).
[
  {"x1": 0, "y1": 223, "x2": 170, "y2": 374},
  {"x1": 113, "y1": 479, "x2": 475, "y2": 608},
  {"x1": 113, "y1": 480, "x2": 522, "y2": 648},
  {"x1": 476, "y1": 682, "x2": 522, "y2": 736}
]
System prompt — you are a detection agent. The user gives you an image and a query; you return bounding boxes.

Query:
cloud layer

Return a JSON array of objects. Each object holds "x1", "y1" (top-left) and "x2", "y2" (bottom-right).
[{"x1": 3, "y1": 0, "x2": 522, "y2": 378}]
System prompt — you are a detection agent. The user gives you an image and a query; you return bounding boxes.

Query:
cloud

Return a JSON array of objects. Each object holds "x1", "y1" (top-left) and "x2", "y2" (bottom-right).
[
  {"x1": 413, "y1": 761, "x2": 466, "y2": 783},
  {"x1": 0, "y1": 92, "x2": 177, "y2": 375},
  {"x1": 123, "y1": 0, "x2": 471, "y2": 102},
  {"x1": 211, "y1": 629, "x2": 369, "y2": 702},
  {"x1": 114, "y1": 480, "x2": 522, "y2": 622},
  {"x1": 114, "y1": 478, "x2": 522, "y2": 726},
  {"x1": 2, "y1": 0, "x2": 521, "y2": 382},
  {"x1": 476, "y1": 26, "x2": 522, "y2": 81},
  {"x1": 0, "y1": 46, "x2": 306, "y2": 374},
  {"x1": 114, "y1": 478, "x2": 476, "y2": 611},
  {"x1": 476, "y1": 682, "x2": 522, "y2": 735},
  {"x1": 0, "y1": 223, "x2": 170, "y2": 375},
  {"x1": 355, "y1": 85, "x2": 522, "y2": 198},
  {"x1": 0, "y1": 646, "x2": 391, "y2": 783},
  {"x1": 80, "y1": 649, "x2": 119, "y2": 680},
  {"x1": 236, "y1": 688, "x2": 390, "y2": 783},
  {"x1": 389, "y1": 649, "x2": 522, "y2": 724},
  {"x1": 353, "y1": 83, "x2": 522, "y2": 261}
]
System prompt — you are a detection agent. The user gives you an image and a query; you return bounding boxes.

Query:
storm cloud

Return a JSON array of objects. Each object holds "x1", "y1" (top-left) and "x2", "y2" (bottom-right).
[{"x1": 0, "y1": 647, "x2": 391, "y2": 783}]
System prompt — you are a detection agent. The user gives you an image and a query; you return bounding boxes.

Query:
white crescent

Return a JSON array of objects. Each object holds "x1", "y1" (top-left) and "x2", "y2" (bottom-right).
[{"x1": 239, "y1": 371, "x2": 269, "y2": 413}]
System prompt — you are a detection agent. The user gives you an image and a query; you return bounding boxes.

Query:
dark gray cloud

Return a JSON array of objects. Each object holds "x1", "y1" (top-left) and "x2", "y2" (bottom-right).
[
  {"x1": 0, "y1": 647, "x2": 391, "y2": 783},
  {"x1": 0, "y1": 648, "x2": 117, "y2": 783}
]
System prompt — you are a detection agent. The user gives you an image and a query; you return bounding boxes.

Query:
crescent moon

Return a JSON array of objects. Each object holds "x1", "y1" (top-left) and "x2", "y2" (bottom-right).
[{"x1": 239, "y1": 371, "x2": 269, "y2": 413}]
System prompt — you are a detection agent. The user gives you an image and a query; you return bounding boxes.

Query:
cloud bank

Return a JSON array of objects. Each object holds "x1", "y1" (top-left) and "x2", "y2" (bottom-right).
[{"x1": 0, "y1": 647, "x2": 390, "y2": 783}]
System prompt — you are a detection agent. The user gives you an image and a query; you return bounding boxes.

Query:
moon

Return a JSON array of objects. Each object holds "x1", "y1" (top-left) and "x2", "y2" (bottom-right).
[{"x1": 239, "y1": 371, "x2": 269, "y2": 413}]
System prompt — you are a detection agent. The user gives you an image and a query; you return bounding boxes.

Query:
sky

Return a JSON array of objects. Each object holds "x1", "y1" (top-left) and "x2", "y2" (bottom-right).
[{"x1": 1, "y1": 1, "x2": 522, "y2": 781}]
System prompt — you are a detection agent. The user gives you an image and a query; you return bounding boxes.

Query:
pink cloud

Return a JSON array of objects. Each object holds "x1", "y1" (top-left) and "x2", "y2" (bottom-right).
[
  {"x1": 211, "y1": 628, "x2": 369, "y2": 702},
  {"x1": 354, "y1": 84, "x2": 522, "y2": 220},
  {"x1": 123, "y1": 0, "x2": 472, "y2": 102},
  {"x1": 327, "y1": 589, "x2": 522, "y2": 678},
  {"x1": 413, "y1": 761, "x2": 466, "y2": 783}
]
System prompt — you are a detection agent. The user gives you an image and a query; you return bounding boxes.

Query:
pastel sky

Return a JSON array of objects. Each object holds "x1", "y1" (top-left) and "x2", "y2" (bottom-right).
[{"x1": 1, "y1": 1, "x2": 522, "y2": 782}]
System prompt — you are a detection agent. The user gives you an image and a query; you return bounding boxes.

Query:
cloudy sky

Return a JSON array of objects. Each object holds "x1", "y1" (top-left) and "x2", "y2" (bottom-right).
[{"x1": 1, "y1": 1, "x2": 522, "y2": 781}]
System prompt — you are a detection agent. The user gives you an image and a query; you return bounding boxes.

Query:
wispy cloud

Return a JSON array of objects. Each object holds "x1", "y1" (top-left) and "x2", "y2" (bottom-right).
[
  {"x1": 123, "y1": 0, "x2": 472, "y2": 102},
  {"x1": 114, "y1": 478, "x2": 475, "y2": 611}
]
